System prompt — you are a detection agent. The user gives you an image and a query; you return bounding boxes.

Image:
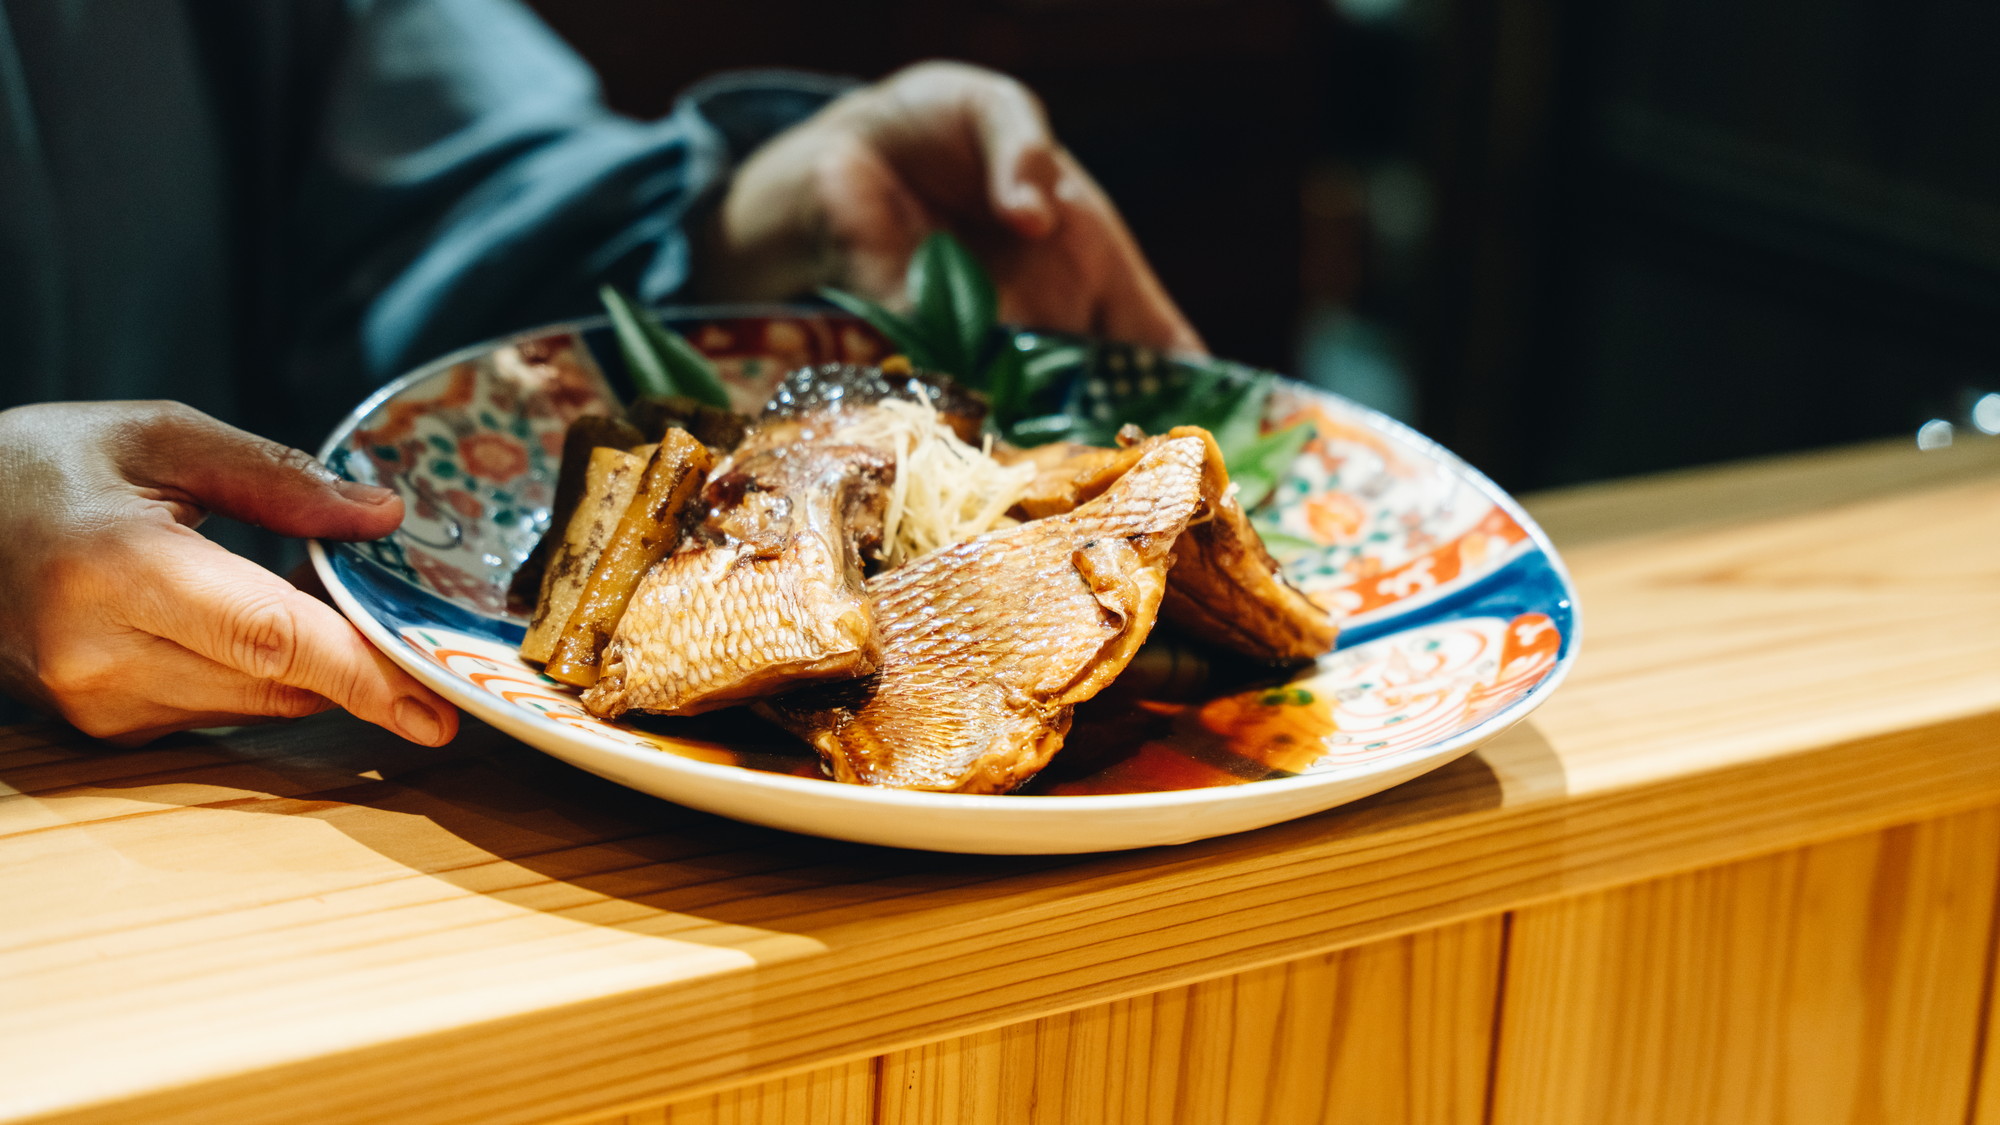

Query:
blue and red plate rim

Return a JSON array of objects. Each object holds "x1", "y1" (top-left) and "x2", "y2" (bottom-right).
[{"x1": 309, "y1": 305, "x2": 1580, "y2": 813}]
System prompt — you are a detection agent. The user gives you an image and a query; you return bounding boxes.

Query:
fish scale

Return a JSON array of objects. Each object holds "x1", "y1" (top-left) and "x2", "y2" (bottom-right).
[
  {"x1": 583, "y1": 442, "x2": 889, "y2": 717},
  {"x1": 1017, "y1": 426, "x2": 1336, "y2": 662},
  {"x1": 768, "y1": 436, "x2": 1213, "y2": 793}
]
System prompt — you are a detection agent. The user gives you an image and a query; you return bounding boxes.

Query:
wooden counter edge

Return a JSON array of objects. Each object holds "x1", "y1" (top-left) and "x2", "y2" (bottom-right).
[
  {"x1": 24, "y1": 703, "x2": 2000, "y2": 1125},
  {"x1": 15, "y1": 435, "x2": 2000, "y2": 1125}
]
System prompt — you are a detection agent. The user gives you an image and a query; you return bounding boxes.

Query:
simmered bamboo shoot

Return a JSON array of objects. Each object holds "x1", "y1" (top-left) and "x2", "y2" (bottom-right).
[
  {"x1": 520, "y1": 445, "x2": 650, "y2": 664},
  {"x1": 544, "y1": 429, "x2": 713, "y2": 687},
  {"x1": 508, "y1": 414, "x2": 645, "y2": 612}
]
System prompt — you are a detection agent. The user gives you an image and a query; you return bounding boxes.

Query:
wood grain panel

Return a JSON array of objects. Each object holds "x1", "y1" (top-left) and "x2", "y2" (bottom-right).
[
  {"x1": 1967, "y1": 867, "x2": 2000, "y2": 1125},
  {"x1": 609, "y1": 1060, "x2": 873, "y2": 1125},
  {"x1": 1490, "y1": 807, "x2": 2000, "y2": 1125},
  {"x1": 15, "y1": 711, "x2": 2000, "y2": 1125},
  {"x1": 875, "y1": 915, "x2": 1504, "y2": 1125}
]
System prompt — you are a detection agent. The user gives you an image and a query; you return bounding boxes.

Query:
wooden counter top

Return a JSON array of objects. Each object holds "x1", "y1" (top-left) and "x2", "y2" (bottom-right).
[{"x1": 6, "y1": 436, "x2": 1999, "y2": 1125}]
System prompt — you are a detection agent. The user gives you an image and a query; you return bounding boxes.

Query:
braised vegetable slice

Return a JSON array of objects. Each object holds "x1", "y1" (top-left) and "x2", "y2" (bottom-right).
[
  {"x1": 521, "y1": 444, "x2": 651, "y2": 663},
  {"x1": 544, "y1": 429, "x2": 713, "y2": 687},
  {"x1": 629, "y1": 393, "x2": 748, "y2": 452},
  {"x1": 509, "y1": 415, "x2": 646, "y2": 614}
]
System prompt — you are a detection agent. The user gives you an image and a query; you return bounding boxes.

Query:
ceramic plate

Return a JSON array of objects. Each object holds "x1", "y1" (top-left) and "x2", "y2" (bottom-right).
[{"x1": 310, "y1": 306, "x2": 1577, "y2": 853}]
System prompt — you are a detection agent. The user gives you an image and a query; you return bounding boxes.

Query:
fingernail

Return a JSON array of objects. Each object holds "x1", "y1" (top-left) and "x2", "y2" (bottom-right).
[
  {"x1": 394, "y1": 696, "x2": 446, "y2": 745},
  {"x1": 334, "y1": 477, "x2": 398, "y2": 505}
]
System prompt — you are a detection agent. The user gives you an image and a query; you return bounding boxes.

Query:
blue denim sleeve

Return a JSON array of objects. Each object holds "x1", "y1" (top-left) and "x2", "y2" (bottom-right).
[{"x1": 282, "y1": 0, "x2": 852, "y2": 422}]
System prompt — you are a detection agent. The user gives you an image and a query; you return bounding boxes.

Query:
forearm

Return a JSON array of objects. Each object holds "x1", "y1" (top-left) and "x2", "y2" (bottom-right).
[{"x1": 286, "y1": 0, "x2": 852, "y2": 397}]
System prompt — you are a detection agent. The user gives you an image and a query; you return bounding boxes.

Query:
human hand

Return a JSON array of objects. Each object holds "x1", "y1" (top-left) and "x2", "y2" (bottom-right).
[
  {"x1": 0, "y1": 401, "x2": 459, "y2": 748},
  {"x1": 706, "y1": 61, "x2": 1205, "y2": 354}
]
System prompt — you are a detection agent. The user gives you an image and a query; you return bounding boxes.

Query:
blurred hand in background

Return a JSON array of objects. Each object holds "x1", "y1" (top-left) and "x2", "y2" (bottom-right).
[{"x1": 705, "y1": 62, "x2": 1205, "y2": 354}]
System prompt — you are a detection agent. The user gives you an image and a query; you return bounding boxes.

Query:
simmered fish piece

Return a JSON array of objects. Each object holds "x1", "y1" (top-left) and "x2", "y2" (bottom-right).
[
  {"x1": 1011, "y1": 426, "x2": 1335, "y2": 663},
  {"x1": 581, "y1": 438, "x2": 892, "y2": 717},
  {"x1": 1008, "y1": 439, "x2": 1133, "y2": 520},
  {"x1": 545, "y1": 430, "x2": 714, "y2": 687},
  {"x1": 1158, "y1": 486, "x2": 1336, "y2": 662},
  {"x1": 581, "y1": 362, "x2": 1005, "y2": 719},
  {"x1": 765, "y1": 435, "x2": 1213, "y2": 793},
  {"x1": 765, "y1": 362, "x2": 986, "y2": 444},
  {"x1": 581, "y1": 365, "x2": 980, "y2": 717}
]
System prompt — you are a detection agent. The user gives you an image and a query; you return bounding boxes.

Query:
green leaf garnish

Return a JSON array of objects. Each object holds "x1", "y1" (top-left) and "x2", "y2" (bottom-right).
[
  {"x1": 1020, "y1": 341, "x2": 1088, "y2": 397},
  {"x1": 908, "y1": 231, "x2": 998, "y2": 379},
  {"x1": 817, "y1": 286, "x2": 948, "y2": 373},
  {"x1": 821, "y1": 232, "x2": 1318, "y2": 509},
  {"x1": 1254, "y1": 527, "x2": 1327, "y2": 564},
  {"x1": 821, "y1": 233, "x2": 1000, "y2": 391},
  {"x1": 598, "y1": 285, "x2": 732, "y2": 409},
  {"x1": 1226, "y1": 419, "x2": 1316, "y2": 511},
  {"x1": 1208, "y1": 375, "x2": 1275, "y2": 462},
  {"x1": 1006, "y1": 413, "x2": 1087, "y2": 441},
  {"x1": 983, "y1": 341, "x2": 1027, "y2": 423}
]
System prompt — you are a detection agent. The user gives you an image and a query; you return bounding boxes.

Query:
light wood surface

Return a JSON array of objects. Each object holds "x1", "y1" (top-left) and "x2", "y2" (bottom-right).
[
  {"x1": 873, "y1": 915, "x2": 1503, "y2": 1125},
  {"x1": 4, "y1": 437, "x2": 1998, "y2": 1125},
  {"x1": 1489, "y1": 806, "x2": 2000, "y2": 1125},
  {"x1": 1521, "y1": 433, "x2": 2000, "y2": 547}
]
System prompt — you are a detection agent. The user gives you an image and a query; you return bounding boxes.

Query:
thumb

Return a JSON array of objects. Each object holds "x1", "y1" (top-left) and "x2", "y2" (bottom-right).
[
  {"x1": 818, "y1": 133, "x2": 935, "y2": 300},
  {"x1": 125, "y1": 404, "x2": 404, "y2": 541},
  {"x1": 962, "y1": 76, "x2": 1061, "y2": 240}
]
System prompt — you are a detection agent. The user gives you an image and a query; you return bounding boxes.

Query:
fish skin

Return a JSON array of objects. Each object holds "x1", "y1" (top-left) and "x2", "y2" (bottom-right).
[
  {"x1": 582, "y1": 365, "x2": 971, "y2": 720},
  {"x1": 1013, "y1": 426, "x2": 1336, "y2": 663},
  {"x1": 1157, "y1": 485, "x2": 1337, "y2": 663},
  {"x1": 766, "y1": 435, "x2": 1211, "y2": 793},
  {"x1": 765, "y1": 362, "x2": 986, "y2": 444},
  {"x1": 582, "y1": 440, "x2": 891, "y2": 717}
]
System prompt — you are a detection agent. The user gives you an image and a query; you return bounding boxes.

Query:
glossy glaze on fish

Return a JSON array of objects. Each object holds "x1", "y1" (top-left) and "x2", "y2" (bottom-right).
[
  {"x1": 764, "y1": 362, "x2": 985, "y2": 443},
  {"x1": 584, "y1": 365, "x2": 995, "y2": 719},
  {"x1": 1013, "y1": 426, "x2": 1335, "y2": 662},
  {"x1": 582, "y1": 428, "x2": 892, "y2": 718},
  {"x1": 1158, "y1": 487, "x2": 1336, "y2": 662},
  {"x1": 765, "y1": 435, "x2": 1213, "y2": 793}
]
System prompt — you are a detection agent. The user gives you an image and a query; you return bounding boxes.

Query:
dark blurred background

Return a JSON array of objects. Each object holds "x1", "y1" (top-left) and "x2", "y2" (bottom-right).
[{"x1": 528, "y1": 0, "x2": 2000, "y2": 491}]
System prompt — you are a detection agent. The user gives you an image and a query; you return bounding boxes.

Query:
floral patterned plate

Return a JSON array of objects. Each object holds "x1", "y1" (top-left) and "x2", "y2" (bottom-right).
[{"x1": 310, "y1": 306, "x2": 1577, "y2": 853}]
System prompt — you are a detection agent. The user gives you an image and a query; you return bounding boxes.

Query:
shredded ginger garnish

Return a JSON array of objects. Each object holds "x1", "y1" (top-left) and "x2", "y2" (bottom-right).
[{"x1": 834, "y1": 398, "x2": 1035, "y2": 569}]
